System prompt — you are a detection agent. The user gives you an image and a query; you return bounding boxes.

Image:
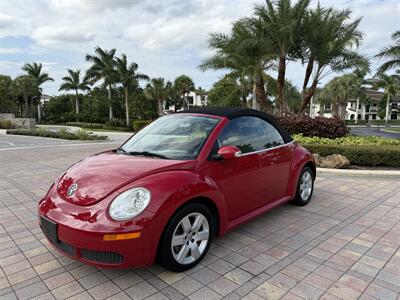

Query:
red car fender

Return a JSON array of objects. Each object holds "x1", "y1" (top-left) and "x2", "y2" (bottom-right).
[
  {"x1": 121, "y1": 169, "x2": 228, "y2": 241},
  {"x1": 286, "y1": 143, "x2": 316, "y2": 199}
]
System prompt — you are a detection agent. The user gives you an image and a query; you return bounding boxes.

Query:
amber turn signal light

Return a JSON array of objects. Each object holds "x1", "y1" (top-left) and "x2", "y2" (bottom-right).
[{"x1": 103, "y1": 232, "x2": 141, "y2": 241}]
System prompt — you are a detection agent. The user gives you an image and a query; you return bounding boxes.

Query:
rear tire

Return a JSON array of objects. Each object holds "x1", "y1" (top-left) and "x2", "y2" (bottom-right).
[
  {"x1": 291, "y1": 166, "x2": 314, "y2": 206},
  {"x1": 157, "y1": 202, "x2": 215, "y2": 272}
]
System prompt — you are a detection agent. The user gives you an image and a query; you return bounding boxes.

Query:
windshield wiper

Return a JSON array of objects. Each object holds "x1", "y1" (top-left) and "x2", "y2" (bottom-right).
[
  {"x1": 128, "y1": 151, "x2": 170, "y2": 159},
  {"x1": 115, "y1": 147, "x2": 128, "y2": 154}
]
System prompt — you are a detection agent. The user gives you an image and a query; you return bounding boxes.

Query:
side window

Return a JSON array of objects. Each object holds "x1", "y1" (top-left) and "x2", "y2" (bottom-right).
[
  {"x1": 263, "y1": 122, "x2": 284, "y2": 148},
  {"x1": 218, "y1": 116, "x2": 269, "y2": 153}
]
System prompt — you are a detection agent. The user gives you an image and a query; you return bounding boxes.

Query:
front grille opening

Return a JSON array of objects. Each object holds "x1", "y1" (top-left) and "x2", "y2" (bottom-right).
[{"x1": 81, "y1": 249, "x2": 124, "y2": 264}]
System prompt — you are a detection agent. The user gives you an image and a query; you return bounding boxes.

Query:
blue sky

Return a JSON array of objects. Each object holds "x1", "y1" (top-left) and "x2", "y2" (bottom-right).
[{"x1": 0, "y1": 0, "x2": 399, "y2": 95}]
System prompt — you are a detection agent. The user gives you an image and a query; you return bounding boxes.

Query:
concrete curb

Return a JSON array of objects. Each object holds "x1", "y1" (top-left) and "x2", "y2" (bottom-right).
[
  {"x1": 317, "y1": 167, "x2": 400, "y2": 177},
  {"x1": 0, "y1": 129, "x2": 7, "y2": 135}
]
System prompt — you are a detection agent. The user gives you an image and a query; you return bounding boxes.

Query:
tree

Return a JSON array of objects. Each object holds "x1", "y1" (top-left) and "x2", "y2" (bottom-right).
[
  {"x1": 145, "y1": 78, "x2": 171, "y2": 116},
  {"x1": 200, "y1": 18, "x2": 274, "y2": 111},
  {"x1": 59, "y1": 69, "x2": 90, "y2": 121},
  {"x1": 255, "y1": 0, "x2": 310, "y2": 113},
  {"x1": 375, "y1": 31, "x2": 400, "y2": 75},
  {"x1": 319, "y1": 74, "x2": 361, "y2": 118},
  {"x1": 370, "y1": 72, "x2": 400, "y2": 124},
  {"x1": 207, "y1": 76, "x2": 242, "y2": 107},
  {"x1": 85, "y1": 47, "x2": 118, "y2": 121},
  {"x1": 0, "y1": 75, "x2": 16, "y2": 113},
  {"x1": 115, "y1": 54, "x2": 149, "y2": 126},
  {"x1": 22, "y1": 62, "x2": 54, "y2": 121},
  {"x1": 297, "y1": 6, "x2": 368, "y2": 114},
  {"x1": 12, "y1": 75, "x2": 39, "y2": 118},
  {"x1": 173, "y1": 75, "x2": 195, "y2": 110}
]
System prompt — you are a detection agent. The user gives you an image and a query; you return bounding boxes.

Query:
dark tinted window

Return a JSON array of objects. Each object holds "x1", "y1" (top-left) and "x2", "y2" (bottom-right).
[
  {"x1": 264, "y1": 122, "x2": 284, "y2": 148},
  {"x1": 218, "y1": 116, "x2": 284, "y2": 153}
]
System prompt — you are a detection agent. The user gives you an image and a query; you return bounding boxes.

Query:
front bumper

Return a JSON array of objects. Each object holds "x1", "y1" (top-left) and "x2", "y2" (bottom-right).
[{"x1": 38, "y1": 187, "x2": 165, "y2": 269}]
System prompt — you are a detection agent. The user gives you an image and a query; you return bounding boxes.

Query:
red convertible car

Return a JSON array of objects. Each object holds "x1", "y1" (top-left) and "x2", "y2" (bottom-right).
[{"x1": 39, "y1": 107, "x2": 315, "y2": 271}]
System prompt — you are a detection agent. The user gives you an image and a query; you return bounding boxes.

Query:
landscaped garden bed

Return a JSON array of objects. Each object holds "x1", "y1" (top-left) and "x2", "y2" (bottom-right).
[
  {"x1": 7, "y1": 128, "x2": 108, "y2": 141},
  {"x1": 293, "y1": 134, "x2": 400, "y2": 168}
]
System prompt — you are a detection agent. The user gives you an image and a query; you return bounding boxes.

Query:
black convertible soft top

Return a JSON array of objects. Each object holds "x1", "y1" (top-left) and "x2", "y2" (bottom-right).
[{"x1": 176, "y1": 107, "x2": 293, "y2": 143}]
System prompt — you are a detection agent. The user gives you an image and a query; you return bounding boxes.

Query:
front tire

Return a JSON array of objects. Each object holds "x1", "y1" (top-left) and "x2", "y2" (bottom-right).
[
  {"x1": 291, "y1": 166, "x2": 314, "y2": 206},
  {"x1": 157, "y1": 203, "x2": 214, "y2": 272}
]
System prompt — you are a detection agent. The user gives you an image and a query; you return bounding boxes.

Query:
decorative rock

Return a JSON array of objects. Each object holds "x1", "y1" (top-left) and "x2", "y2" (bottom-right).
[{"x1": 313, "y1": 153, "x2": 350, "y2": 169}]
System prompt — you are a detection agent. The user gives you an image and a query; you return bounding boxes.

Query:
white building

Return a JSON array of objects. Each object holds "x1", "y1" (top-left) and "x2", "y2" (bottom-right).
[
  {"x1": 310, "y1": 89, "x2": 400, "y2": 121},
  {"x1": 164, "y1": 90, "x2": 208, "y2": 113}
]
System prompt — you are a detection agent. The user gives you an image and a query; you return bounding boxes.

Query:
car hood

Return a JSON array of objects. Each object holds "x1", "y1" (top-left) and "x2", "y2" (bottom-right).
[{"x1": 56, "y1": 151, "x2": 196, "y2": 206}]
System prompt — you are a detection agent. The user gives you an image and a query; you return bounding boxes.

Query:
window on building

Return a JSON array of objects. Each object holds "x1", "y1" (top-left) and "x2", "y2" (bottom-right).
[
  {"x1": 391, "y1": 114, "x2": 398, "y2": 120},
  {"x1": 201, "y1": 95, "x2": 206, "y2": 101},
  {"x1": 187, "y1": 97, "x2": 194, "y2": 105},
  {"x1": 372, "y1": 114, "x2": 376, "y2": 120}
]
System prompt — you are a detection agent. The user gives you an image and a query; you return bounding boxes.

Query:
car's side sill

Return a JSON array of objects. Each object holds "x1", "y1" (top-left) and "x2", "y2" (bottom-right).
[{"x1": 226, "y1": 196, "x2": 291, "y2": 233}]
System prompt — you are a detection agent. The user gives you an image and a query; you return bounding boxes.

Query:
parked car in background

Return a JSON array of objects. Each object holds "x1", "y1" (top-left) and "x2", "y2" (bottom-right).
[{"x1": 38, "y1": 107, "x2": 316, "y2": 271}]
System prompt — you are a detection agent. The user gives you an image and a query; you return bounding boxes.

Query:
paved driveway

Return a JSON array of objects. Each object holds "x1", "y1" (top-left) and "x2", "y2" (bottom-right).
[{"x1": 0, "y1": 142, "x2": 399, "y2": 300}]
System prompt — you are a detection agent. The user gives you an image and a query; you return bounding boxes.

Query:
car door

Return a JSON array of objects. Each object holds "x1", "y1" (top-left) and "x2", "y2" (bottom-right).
[
  {"x1": 259, "y1": 121, "x2": 293, "y2": 200},
  {"x1": 205, "y1": 116, "x2": 276, "y2": 221}
]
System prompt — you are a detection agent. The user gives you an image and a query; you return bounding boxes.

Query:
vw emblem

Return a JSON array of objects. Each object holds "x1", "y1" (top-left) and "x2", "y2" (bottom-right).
[{"x1": 67, "y1": 183, "x2": 78, "y2": 196}]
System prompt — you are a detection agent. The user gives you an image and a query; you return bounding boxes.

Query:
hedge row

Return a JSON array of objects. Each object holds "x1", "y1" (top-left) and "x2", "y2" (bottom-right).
[
  {"x1": 7, "y1": 129, "x2": 108, "y2": 141},
  {"x1": 276, "y1": 115, "x2": 348, "y2": 139},
  {"x1": 303, "y1": 144, "x2": 400, "y2": 167},
  {"x1": 0, "y1": 120, "x2": 13, "y2": 129},
  {"x1": 64, "y1": 122, "x2": 131, "y2": 132}
]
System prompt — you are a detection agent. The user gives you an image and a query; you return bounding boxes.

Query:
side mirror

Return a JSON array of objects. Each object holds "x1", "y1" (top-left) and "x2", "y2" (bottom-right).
[{"x1": 214, "y1": 146, "x2": 242, "y2": 160}]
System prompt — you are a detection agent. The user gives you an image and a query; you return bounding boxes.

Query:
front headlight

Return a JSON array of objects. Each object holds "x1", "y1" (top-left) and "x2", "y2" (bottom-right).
[{"x1": 109, "y1": 188, "x2": 151, "y2": 221}]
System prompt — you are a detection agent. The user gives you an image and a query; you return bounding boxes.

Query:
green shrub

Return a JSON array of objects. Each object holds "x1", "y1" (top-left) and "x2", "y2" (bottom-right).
[
  {"x1": 133, "y1": 120, "x2": 152, "y2": 131},
  {"x1": 65, "y1": 122, "x2": 104, "y2": 129},
  {"x1": 0, "y1": 120, "x2": 13, "y2": 129},
  {"x1": 7, "y1": 128, "x2": 107, "y2": 141},
  {"x1": 293, "y1": 134, "x2": 400, "y2": 146},
  {"x1": 76, "y1": 128, "x2": 90, "y2": 140},
  {"x1": 276, "y1": 115, "x2": 348, "y2": 138},
  {"x1": 37, "y1": 127, "x2": 49, "y2": 136},
  {"x1": 303, "y1": 144, "x2": 400, "y2": 167}
]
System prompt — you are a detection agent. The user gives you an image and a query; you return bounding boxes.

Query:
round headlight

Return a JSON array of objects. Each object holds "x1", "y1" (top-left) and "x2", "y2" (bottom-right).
[{"x1": 109, "y1": 188, "x2": 151, "y2": 221}]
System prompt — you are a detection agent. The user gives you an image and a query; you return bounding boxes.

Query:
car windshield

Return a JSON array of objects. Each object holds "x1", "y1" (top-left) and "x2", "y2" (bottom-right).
[{"x1": 120, "y1": 114, "x2": 220, "y2": 160}]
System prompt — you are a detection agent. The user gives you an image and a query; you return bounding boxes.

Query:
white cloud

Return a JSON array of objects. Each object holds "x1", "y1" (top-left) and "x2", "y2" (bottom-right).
[{"x1": 1, "y1": 0, "x2": 398, "y2": 94}]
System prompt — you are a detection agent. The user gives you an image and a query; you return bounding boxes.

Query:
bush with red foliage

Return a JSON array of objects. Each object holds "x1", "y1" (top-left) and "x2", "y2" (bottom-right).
[{"x1": 275, "y1": 115, "x2": 348, "y2": 139}]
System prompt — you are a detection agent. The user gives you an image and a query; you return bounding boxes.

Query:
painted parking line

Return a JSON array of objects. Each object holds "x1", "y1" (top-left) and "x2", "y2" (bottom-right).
[{"x1": 0, "y1": 140, "x2": 15, "y2": 146}]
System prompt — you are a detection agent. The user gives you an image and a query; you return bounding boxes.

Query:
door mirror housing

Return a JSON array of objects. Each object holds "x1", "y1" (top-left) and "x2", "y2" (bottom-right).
[{"x1": 214, "y1": 146, "x2": 242, "y2": 160}]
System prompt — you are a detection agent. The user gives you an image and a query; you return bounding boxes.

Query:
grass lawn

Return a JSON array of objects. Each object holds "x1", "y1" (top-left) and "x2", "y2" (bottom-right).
[{"x1": 84, "y1": 127, "x2": 133, "y2": 133}]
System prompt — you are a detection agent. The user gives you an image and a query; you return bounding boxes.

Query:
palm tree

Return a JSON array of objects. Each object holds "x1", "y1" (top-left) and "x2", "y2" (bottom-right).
[
  {"x1": 115, "y1": 54, "x2": 149, "y2": 127},
  {"x1": 85, "y1": 47, "x2": 118, "y2": 121},
  {"x1": 297, "y1": 6, "x2": 368, "y2": 114},
  {"x1": 376, "y1": 31, "x2": 400, "y2": 74},
  {"x1": 22, "y1": 62, "x2": 54, "y2": 121},
  {"x1": 145, "y1": 78, "x2": 171, "y2": 116},
  {"x1": 370, "y1": 72, "x2": 400, "y2": 124},
  {"x1": 173, "y1": 75, "x2": 195, "y2": 110},
  {"x1": 254, "y1": 0, "x2": 310, "y2": 113},
  {"x1": 59, "y1": 69, "x2": 90, "y2": 121},
  {"x1": 12, "y1": 75, "x2": 39, "y2": 118},
  {"x1": 200, "y1": 18, "x2": 274, "y2": 111}
]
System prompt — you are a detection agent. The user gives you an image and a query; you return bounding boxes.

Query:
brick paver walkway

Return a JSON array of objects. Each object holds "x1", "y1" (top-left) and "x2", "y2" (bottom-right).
[{"x1": 0, "y1": 142, "x2": 399, "y2": 300}]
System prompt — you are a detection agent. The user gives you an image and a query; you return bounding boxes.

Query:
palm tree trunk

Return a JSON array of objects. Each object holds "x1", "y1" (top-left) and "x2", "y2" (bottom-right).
[
  {"x1": 277, "y1": 57, "x2": 286, "y2": 113},
  {"x1": 255, "y1": 75, "x2": 271, "y2": 112},
  {"x1": 298, "y1": 78, "x2": 318, "y2": 114},
  {"x1": 302, "y1": 58, "x2": 314, "y2": 96},
  {"x1": 23, "y1": 95, "x2": 30, "y2": 118},
  {"x1": 355, "y1": 98, "x2": 359, "y2": 124},
  {"x1": 108, "y1": 84, "x2": 113, "y2": 121},
  {"x1": 252, "y1": 83, "x2": 259, "y2": 110},
  {"x1": 125, "y1": 87, "x2": 130, "y2": 127},
  {"x1": 157, "y1": 98, "x2": 163, "y2": 117},
  {"x1": 75, "y1": 90, "x2": 79, "y2": 122},
  {"x1": 385, "y1": 93, "x2": 390, "y2": 125},
  {"x1": 332, "y1": 103, "x2": 339, "y2": 117}
]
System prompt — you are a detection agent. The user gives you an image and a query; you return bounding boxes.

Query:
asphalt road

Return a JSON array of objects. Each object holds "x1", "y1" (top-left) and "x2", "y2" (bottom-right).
[{"x1": 349, "y1": 127, "x2": 400, "y2": 139}]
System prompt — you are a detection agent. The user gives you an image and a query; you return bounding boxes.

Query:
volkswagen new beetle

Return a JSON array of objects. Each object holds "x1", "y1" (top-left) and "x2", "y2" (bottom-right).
[{"x1": 38, "y1": 107, "x2": 316, "y2": 272}]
